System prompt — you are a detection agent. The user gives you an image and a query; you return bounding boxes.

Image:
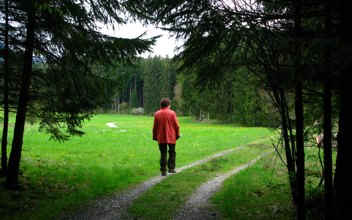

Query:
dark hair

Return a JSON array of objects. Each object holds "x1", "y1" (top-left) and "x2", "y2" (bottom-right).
[{"x1": 160, "y1": 98, "x2": 170, "y2": 108}]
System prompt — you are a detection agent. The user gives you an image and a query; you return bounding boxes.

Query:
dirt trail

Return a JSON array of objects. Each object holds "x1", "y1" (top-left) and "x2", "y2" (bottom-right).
[
  {"x1": 61, "y1": 146, "x2": 245, "y2": 220},
  {"x1": 174, "y1": 151, "x2": 273, "y2": 220}
]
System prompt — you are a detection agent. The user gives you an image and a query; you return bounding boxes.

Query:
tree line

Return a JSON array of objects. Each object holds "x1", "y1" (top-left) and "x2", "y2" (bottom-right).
[{"x1": 100, "y1": 55, "x2": 275, "y2": 128}]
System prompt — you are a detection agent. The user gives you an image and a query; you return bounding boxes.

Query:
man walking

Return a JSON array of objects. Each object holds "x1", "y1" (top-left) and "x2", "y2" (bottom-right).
[{"x1": 153, "y1": 98, "x2": 180, "y2": 176}]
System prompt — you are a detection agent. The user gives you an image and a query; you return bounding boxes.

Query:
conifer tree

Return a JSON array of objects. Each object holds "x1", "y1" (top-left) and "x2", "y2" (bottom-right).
[{"x1": 0, "y1": 0, "x2": 156, "y2": 188}]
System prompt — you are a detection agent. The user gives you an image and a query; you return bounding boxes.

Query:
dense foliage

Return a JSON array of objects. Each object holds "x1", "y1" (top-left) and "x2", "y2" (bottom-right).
[{"x1": 180, "y1": 66, "x2": 279, "y2": 126}]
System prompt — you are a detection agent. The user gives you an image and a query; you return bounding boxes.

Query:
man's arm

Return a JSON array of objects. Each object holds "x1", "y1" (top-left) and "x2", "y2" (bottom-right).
[
  {"x1": 153, "y1": 115, "x2": 158, "y2": 141},
  {"x1": 174, "y1": 113, "x2": 180, "y2": 140}
]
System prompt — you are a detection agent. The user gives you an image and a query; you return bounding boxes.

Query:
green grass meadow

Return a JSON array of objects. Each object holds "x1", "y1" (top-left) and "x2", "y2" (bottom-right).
[{"x1": 0, "y1": 114, "x2": 272, "y2": 220}]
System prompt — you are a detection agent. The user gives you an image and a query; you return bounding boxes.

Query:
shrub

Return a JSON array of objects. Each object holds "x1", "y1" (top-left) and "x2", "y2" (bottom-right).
[
  {"x1": 119, "y1": 102, "x2": 129, "y2": 113},
  {"x1": 131, "y1": 107, "x2": 144, "y2": 115}
]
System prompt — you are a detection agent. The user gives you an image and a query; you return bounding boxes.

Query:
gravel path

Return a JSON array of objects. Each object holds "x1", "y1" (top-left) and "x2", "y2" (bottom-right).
[
  {"x1": 61, "y1": 146, "x2": 245, "y2": 220},
  {"x1": 174, "y1": 151, "x2": 273, "y2": 220}
]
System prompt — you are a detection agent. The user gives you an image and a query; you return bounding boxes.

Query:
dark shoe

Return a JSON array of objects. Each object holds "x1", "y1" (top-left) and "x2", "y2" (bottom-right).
[
  {"x1": 161, "y1": 171, "x2": 167, "y2": 176},
  {"x1": 168, "y1": 169, "x2": 176, "y2": 173}
]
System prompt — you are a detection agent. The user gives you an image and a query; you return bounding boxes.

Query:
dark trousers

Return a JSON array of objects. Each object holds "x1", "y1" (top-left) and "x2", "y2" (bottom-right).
[{"x1": 158, "y1": 143, "x2": 176, "y2": 172}]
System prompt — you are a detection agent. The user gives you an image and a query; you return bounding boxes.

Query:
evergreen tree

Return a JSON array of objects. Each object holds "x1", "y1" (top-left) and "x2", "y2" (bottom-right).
[{"x1": 0, "y1": 0, "x2": 156, "y2": 188}]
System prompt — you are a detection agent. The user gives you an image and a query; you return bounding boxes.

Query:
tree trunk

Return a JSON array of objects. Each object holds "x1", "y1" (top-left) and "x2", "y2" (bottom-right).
[
  {"x1": 334, "y1": 0, "x2": 352, "y2": 218},
  {"x1": 118, "y1": 98, "x2": 120, "y2": 113},
  {"x1": 334, "y1": 72, "x2": 350, "y2": 218},
  {"x1": 6, "y1": 4, "x2": 35, "y2": 189},
  {"x1": 271, "y1": 88, "x2": 298, "y2": 204},
  {"x1": 323, "y1": 80, "x2": 333, "y2": 219},
  {"x1": 295, "y1": 83, "x2": 305, "y2": 220},
  {"x1": 1, "y1": 0, "x2": 10, "y2": 175},
  {"x1": 278, "y1": 89, "x2": 297, "y2": 204}
]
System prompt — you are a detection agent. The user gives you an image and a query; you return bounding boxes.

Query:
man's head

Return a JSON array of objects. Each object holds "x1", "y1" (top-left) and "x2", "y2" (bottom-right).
[{"x1": 160, "y1": 98, "x2": 171, "y2": 108}]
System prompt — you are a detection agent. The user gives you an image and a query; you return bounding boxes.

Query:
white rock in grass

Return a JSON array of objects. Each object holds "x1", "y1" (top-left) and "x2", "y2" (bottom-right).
[{"x1": 106, "y1": 122, "x2": 118, "y2": 128}]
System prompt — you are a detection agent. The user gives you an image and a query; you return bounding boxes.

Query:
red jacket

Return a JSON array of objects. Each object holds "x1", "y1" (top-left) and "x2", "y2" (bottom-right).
[{"x1": 153, "y1": 107, "x2": 180, "y2": 144}]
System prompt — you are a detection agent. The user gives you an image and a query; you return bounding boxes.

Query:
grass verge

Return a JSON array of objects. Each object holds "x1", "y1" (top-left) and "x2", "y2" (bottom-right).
[
  {"x1": 211, "y1": 145, "x2": 335, "y2": 220},
  {"x1": 211, "y1": 152, "x2": 294, "y2": 220}
]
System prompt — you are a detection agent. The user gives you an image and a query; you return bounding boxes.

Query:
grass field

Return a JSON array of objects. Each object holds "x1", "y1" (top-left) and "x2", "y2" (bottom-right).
[{"x1": 0, "y1": 114, "x2": 272, "y2": 220}]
